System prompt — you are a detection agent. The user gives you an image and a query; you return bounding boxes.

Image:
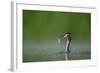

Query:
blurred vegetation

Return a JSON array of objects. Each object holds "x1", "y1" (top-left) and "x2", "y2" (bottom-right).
[{"x1": 23, "y1": 10, "x2": 91, "y2": 41}]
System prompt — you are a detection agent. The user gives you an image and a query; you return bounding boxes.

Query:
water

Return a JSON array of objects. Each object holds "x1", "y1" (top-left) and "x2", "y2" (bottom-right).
[{"x1": 23, "y1": 40, "x2": 91, "y2": 62}]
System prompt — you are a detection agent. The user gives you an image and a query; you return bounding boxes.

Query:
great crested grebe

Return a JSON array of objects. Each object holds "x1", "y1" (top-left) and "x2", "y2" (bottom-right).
[{"x1": 58, "y1": 32, "x2": 71, "y2": 60}]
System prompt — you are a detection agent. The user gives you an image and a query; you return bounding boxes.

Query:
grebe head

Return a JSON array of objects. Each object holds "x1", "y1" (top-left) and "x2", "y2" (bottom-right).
[
  {"x1": 63, "y1": 32, "x2": 71, "y2": 38},
  {"x1": 58, "y1": 32, "x2": 71, "y2": 44}
]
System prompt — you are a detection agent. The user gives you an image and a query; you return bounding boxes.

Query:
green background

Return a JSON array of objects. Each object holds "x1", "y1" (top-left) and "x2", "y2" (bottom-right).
[{"x1": 23, "y1": 10, "x2": 91, "y2": 62}]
